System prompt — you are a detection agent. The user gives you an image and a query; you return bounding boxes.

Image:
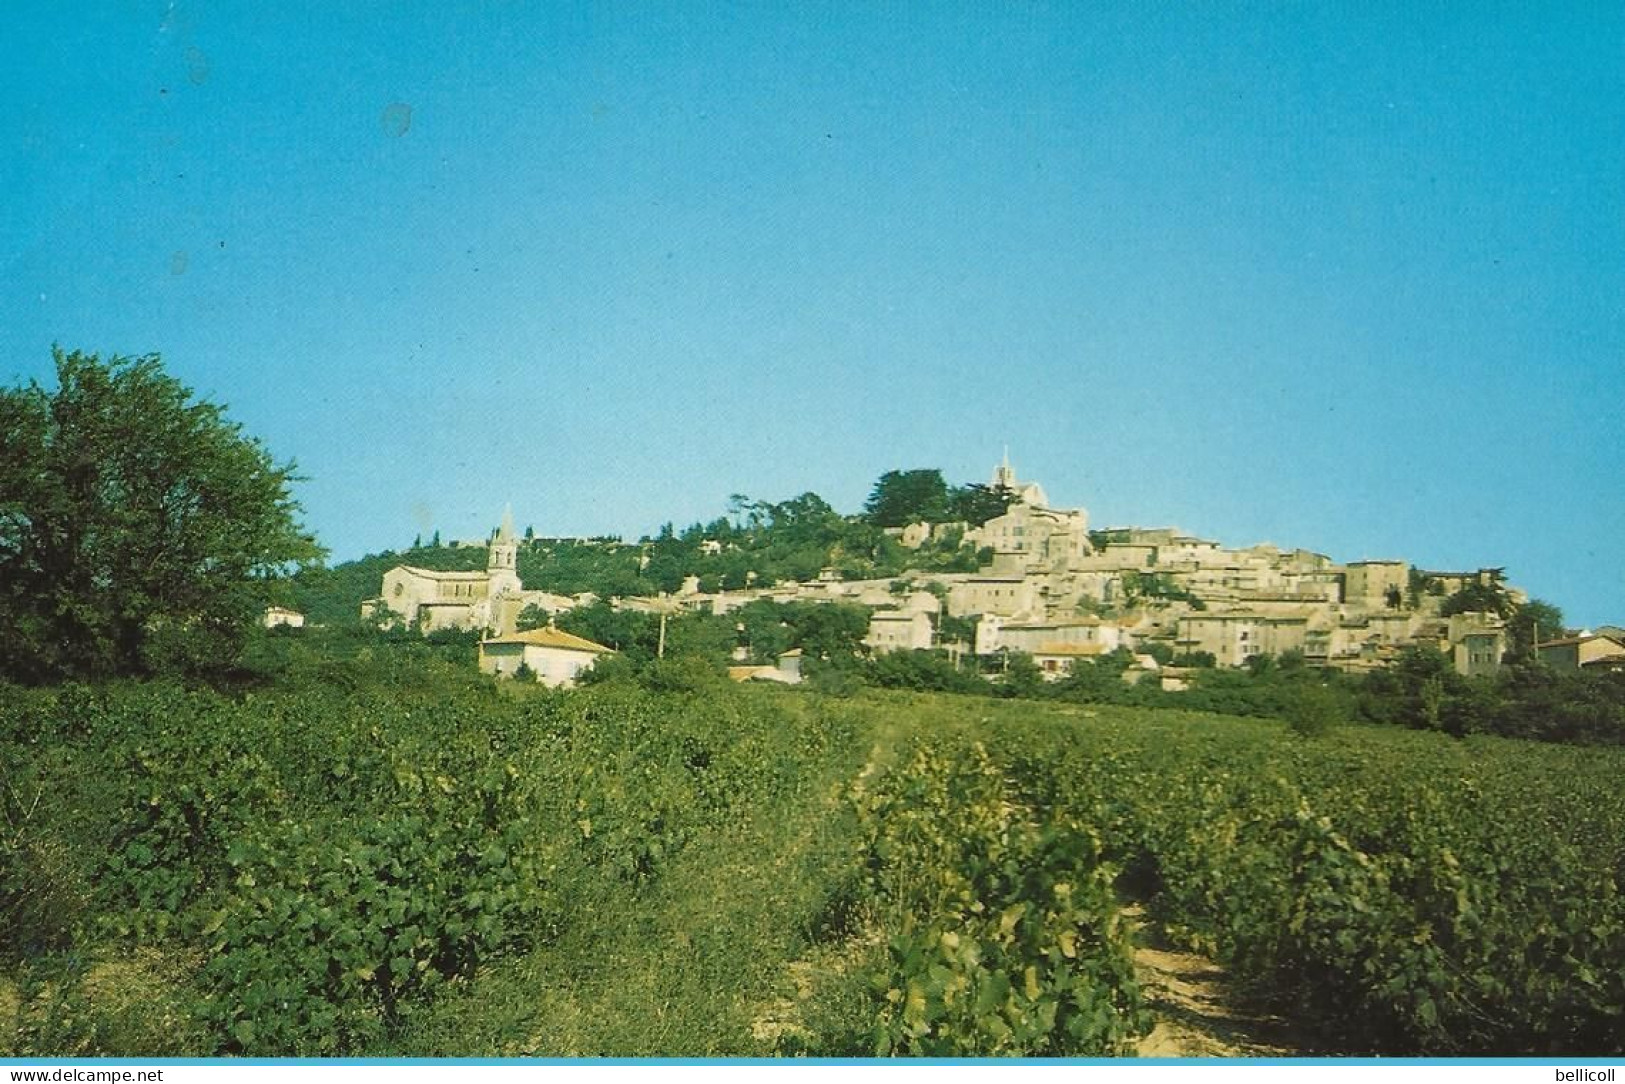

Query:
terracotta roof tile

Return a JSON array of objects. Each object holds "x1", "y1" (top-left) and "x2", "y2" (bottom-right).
[{"x1": 482, "y1": 627, "x2": 613, "y2": 653}]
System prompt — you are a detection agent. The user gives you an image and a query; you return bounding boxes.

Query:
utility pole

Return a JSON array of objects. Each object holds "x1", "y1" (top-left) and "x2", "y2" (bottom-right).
[{"x1": 653, "y1": 592, "x2": 680, "y2": 660}]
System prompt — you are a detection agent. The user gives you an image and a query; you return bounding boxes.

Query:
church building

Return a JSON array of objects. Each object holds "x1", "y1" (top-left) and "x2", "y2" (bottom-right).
[
  {"x1": 362, "y1": 508, "x2": 576, "y2": 635},
  {"x1": 965, "y1": 451, "x2": 1093, "y2": 572}
]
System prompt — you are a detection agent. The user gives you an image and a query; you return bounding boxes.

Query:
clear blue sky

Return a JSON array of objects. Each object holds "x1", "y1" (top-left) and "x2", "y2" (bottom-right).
[{"x1": 4, "y1": 3, "x2": 1622, "y2": 627}]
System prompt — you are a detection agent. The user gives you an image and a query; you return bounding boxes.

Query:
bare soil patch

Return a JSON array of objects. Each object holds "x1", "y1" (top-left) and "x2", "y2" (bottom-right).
[{"x1": 1125, "y1": 906, "x2": 1304, "y2": 1058}]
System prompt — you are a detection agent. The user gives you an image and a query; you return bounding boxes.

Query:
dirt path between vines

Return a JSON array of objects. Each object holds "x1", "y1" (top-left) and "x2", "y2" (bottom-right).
[{"x1": 1125, "y1": 906, "x2": 1303, "y2": 1057}]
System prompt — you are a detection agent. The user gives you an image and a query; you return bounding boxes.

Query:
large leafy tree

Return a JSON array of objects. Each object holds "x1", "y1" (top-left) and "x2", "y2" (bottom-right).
[
  {"x1": 864, "y1": 469, "x2": 1020, "y2": 529},
  {"x1": 948, "y1": 481, "x2": 1020, "y2": 527},
  {"x1": 863, "y1": 469, "x2": 951, "y2": 527},
  {"x1": 1508, "y1": 598, "x2": 1565, "y2": 659},
  {"x1": 766, "y1": 491, "x2": 846, "y2": 545},
  {"x1": 0, "y1": 350, "x2": 323, "y2": 680},
  {"x1": 1438, "y1": 569, "x2": 1514, "y2": 618}
]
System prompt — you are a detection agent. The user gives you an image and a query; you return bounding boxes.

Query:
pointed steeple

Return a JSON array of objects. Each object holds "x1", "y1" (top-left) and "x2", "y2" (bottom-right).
[
  {"x1": 495, "y1": 503, "x2": 515, "y2": 544},
  {"x1": 992, "y1": 447, "x2": 1017, "y2": 490}
]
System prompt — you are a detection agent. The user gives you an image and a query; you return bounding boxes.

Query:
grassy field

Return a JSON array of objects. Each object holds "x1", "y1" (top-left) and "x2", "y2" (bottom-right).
[{"x1": 3, "y1": 663, "x2": 1622, "y2": 1056}]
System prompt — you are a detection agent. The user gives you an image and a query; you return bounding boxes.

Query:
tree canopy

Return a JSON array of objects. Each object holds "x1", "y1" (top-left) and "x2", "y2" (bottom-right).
[
  {"x1": 948, "y1": 481, "x2": 1021, "y2": 527},
  {"x1": 863, "y1": 469, "x2": 952, "y2": 528},
  {"x1": 863, "y1": 469, "x2": 1020, "y2": 528},
  {"x1": 1508, "y1": 598, "x2": 1565, "y2": 659},
  {"x1": 1439, "y1": 571, "x2": 1514, "y2": 618},
  {"x1": 0, "y1": 350, "x2": 322, "y2": 680}
]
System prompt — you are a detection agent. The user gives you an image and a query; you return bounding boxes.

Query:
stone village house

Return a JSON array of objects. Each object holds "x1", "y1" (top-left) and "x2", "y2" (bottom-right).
[{"x1": 477, "y1": 626, "x2": 614, "y2": 688}]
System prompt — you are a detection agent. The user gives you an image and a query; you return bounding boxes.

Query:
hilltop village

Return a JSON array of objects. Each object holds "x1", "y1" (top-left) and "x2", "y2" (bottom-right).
[{"x1": 345, "y1": 456, "x2": 1615, "y2": 689}]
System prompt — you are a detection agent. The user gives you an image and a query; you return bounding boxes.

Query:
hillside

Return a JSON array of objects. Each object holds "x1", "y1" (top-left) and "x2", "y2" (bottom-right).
[{"x1": 290, "y1": 491, "x2": 989, "y2": 627}]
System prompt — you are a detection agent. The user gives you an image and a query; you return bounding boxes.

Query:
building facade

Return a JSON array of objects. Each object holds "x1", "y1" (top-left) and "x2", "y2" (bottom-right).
[
  {"x1": 362, "y1": 508, "x2": 577, "y2": 635},
  {"x1": 477, "y1": 626, "x2": 613, "y2": 687},
  {"x1": 865, "y1": 609, "x2": 935, "y2": 654}
]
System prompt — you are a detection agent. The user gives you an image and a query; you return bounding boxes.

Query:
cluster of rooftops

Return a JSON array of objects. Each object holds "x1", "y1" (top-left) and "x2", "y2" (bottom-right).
[{"x1": 340, "y1": 459, "x2": 1613, "y2": 687}]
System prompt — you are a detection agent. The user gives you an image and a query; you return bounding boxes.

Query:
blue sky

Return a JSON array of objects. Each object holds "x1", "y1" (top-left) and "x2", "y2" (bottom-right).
[{"x1": 4, "y1": 2, "x2": 1622, "y2": 627}]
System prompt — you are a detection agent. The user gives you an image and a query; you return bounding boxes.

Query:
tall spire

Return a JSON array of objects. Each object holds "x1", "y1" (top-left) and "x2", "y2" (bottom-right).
[
  {"x1": 496, "y1": 503, "x2": 515, "y2": 544},
  {"x1": 993, "y1": 447, "x2": 1016, "y2": 490}
]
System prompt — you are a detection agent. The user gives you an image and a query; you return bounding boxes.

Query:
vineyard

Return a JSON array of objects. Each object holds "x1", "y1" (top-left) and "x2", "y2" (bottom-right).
[{"x1": 2, "y1": 655, "x2": 1622, "y2": 1056}]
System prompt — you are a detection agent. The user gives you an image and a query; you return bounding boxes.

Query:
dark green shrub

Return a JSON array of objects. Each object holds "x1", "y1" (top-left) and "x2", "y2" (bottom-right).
[{"x1": 1287, "y1": 684, "x2": 1344, "y2": 738}]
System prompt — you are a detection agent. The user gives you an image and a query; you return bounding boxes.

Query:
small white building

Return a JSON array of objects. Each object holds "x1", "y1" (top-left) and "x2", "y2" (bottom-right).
[
  {"x1": 1030, "y1": 642, "x2": 1111, "y2": 679},
  {"x1": 865, "y1": 609, "x2": 935, "y2": 654},
  {"x1": 901, "y1": 590, "x2": 943, "y2": 615},
  {"x1": 262, "y1": 606, "x2": 306, "y2": 629},
  {"x1": 727, "y1": 649, "x2": 805, "y2": 685},
  {"x1": 897, "y1": 522, "x2": 933, "y2": 549},
  {"x1": 978, "y1": 616, "x2": 1125, "y2": 657},
  {"x1": 478, "y1": 627, "x2": 614, "y2": 688},
  {"x1": 971, "y1": 503, "x2": 1091, "y2": 570}
]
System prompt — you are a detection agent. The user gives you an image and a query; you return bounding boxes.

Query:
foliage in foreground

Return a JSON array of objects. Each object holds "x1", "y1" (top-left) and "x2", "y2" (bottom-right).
[
  {"x1": 852, "y1": 737, "x2": 1149, "y2": 1054},
  {"x1": 851, "y1": 641, "x2": 1625, "y2": 748},
  {"x1": 0, "y1": 351, "x2": 321, "y2": 683},
  {"x1": 0, "y1": 656, "x2": 861, "y2": 1055},
  {"x1": 2, "y1": 654, "x2": 1623, "y2": 1057},
  {"x1": 984, "y1": 702, "x2": 1625, "y2": 1054}
]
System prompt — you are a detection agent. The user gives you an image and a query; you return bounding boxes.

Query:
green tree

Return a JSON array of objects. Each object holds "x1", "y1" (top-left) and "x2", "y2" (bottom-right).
[
  {"x1": 864, "y1": 469, "x2": 951, "y2": 528},
  {"x1": 732, "y1": 600, "x2": 796, "y2": 661},
  {"x1": 999, "y1": 651, "x2": 1046, "y2": 698},
  {"x1": 767, "y1": 492, "x2": 845, "y2": 545},
  {"x1": 0, "y1": 350, "x2": 323, "y2": 680},
  {"x1": 866, "y1": 648, "x2": 984, "y2": 694},
  {"x1": 1508, "y1": 598, "x2": 1565, "y2": 659},
  {"x1": 726, "y1": 493, "x2": 768, "y2": 532},
  {"x1": 515, "y1": 603, "x2": 554, "y2": 632},
  {"x1": 1121, "y1": 570, "x2": 1204, "y2": 609},
  {"x1": 1286, "y1": 684, "x2": 1344, "y2": 738},
  {"x1": 937, "y1": 613, "x2": 977, "y2": 646},
  {"x1": 662, "y1": 611, "x2": 736, "y2": 661},
  {"x1": 783, "y1": 601, "x2": 871, "y2": 660},
  {"x1": 947, "y1": 482, "x2": 1019, "y2": 527},
  {"x1": 1439, "y1": 570, "x2": 1514, "y2": 619},
  {"x1": 555, "y1": 601, "x2": 655, "y2": 661},
  {"x1": 1142, "y1": 641, "x2": 1175, "y2": 665}
]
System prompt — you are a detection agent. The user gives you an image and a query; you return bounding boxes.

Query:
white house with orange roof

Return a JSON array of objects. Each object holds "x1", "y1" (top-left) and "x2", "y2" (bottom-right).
[{"x1": 478, "y1": 626, "x2": 614, "y2": 687}]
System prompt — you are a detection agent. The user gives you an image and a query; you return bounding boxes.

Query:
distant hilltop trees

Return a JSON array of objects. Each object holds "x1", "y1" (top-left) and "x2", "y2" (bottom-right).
[{"x1": 861, "y1": 468, "x2": 1021, "y2": 528}]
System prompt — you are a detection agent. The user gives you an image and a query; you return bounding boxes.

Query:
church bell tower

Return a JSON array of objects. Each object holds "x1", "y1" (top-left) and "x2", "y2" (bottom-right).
[{"x1": 488, "y1": 504, "x2": 521, "y2": 595}]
